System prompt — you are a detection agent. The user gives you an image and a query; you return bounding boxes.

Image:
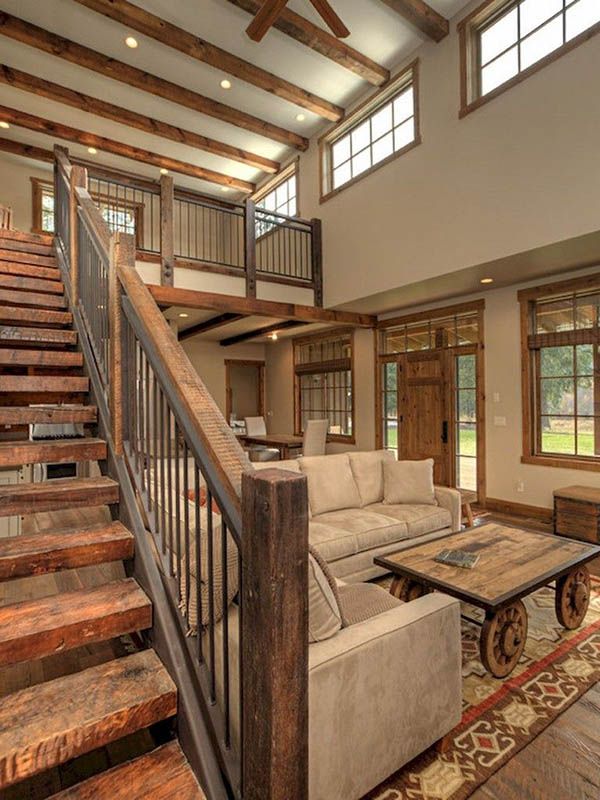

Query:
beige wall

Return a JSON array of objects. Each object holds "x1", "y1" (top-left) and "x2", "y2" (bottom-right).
[
  {"x1": 297, "y1": 0, "x2": 600, "y2": 308},
  {"x1": 0, "y1": 154, "x2": 53, "y2": 232}
]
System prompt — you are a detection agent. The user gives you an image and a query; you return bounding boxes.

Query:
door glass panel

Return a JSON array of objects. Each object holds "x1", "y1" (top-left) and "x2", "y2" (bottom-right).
[{"x1": 455, "y1": 354, "x2": 477, "y2": 492}]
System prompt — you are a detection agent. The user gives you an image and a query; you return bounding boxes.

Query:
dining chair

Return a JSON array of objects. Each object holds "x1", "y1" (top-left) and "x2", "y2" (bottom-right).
[
  {"x1": 301, "y1": 418, "x2": 329, "y2": 457},
  {"x1": 244, "y1": 416, "x2": 279, "y2": 462}
]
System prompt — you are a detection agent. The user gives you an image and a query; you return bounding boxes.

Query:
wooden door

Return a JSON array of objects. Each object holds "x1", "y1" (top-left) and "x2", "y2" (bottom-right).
[{"x1": 398, "y1": 350, "x2": 450, "y2": 485}]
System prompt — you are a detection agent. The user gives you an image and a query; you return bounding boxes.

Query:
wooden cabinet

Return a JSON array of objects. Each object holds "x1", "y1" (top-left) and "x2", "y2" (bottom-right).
[{"x1": 553, "y1": 486, "x2": 600, "y2": 544}]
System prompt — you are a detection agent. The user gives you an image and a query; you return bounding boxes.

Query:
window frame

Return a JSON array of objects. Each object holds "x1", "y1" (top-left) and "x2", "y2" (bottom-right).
[
  {"x1": 319, "y1": 59, "x2": 421, "y2": 203},
  {"x1": 459, "y1": 0, "x2": 600, "y2": 118},
  {"x1": 519, "y1": 272, "x2": 600, "y2": 472},
  {"x1": 253, "y1": 160, "x2": 299, "y2": 239},
  {"x1": 293, "y1": 328, "x2": 355, "y2": 444}
]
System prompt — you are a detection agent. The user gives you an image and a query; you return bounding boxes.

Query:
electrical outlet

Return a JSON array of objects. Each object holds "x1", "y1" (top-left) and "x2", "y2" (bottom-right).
[
  {"x1": 516, "y1": 480, "x2": 525, "y2": 493},
  {"x1": 494, "y1": 416, "x2": 507, "y2": 427},
  {"x1": 493, "y1": 392, "x2": 500, "y2": 403}
]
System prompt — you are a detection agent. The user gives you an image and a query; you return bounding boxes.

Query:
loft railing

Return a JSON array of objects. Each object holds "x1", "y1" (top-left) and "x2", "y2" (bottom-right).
[
  {"x1": 0, "y1": 202, "x2": 12, "y2": 229},
  {"x1": 53, "y1": 145, "x2": 309, "y2": 800},
  {"x1": 58, "y1": 157, "x2": 323, "y2": 305}
]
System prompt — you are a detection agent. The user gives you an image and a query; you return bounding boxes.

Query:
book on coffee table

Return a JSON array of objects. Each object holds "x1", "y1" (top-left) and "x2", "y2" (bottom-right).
[{"x1": 434, "y1": 548, "x2": 480, "y2": 569}]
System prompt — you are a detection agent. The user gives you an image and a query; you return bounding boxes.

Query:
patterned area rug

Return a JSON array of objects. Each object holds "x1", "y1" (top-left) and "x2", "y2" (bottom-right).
[{"x1": 364, "y1": 576, "x2": 600, "y2": 800}]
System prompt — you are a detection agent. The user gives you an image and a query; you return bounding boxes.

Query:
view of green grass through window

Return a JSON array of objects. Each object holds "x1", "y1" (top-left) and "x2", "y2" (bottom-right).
[{"x1": 456, "y1": 354, "x2": 477, "y2": 491}]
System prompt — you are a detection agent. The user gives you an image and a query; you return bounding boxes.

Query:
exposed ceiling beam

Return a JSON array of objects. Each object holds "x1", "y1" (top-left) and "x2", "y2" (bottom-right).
[
  {"x1": 73, "y1": 0, "x2": 343, "y2": 122},
  {"x1": 0, "y1": 136, "x2": 54, "y2": 164},
  {"x1": 308, "y1": 0, "x2": 350, "y2": 39},
  {"x1": 149, "y1": 284, "x2": 377, "y2": 327},
  {"x1": 220, "y1": 319, "x2": 308, "y2": 346},
  {"x1": 226, "y1": 0, "x2": 389, "y2": 86},
  {"x1": 0, "y1": 12, "x2": 308, "y2": 150},
  {"x1": 378, "y1": 0, "x2": 449, "y2": 42},
  {"x1": 0, "y1": 64, "x2": 279, "y2": 174},
  {"x1": 180, "y1": 313, "x2": 245, "y2": 340},
  {"x1": 0, "y1": 104, "x2": 255, "y2": 192}
]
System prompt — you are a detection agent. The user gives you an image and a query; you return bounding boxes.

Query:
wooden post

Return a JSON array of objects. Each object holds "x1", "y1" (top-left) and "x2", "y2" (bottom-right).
[
  {"x1": 311, "y1": 218, "x2": 323, "y2": 307},
  {"x1": 69, "y1": 164, "x2": 87, "y2": 305},
  {"x1": 160, "y1": 174, "x2": 174, "y2": 286},
  {"x1": 109, "y1": 231, "x2": 135, "y2": 455},
  {"x1": 241, "y1": 468, "x2": 309, "y2": 800},
  {"x1": 244, "y1": 198, "x2": 257, "y2": 299}
]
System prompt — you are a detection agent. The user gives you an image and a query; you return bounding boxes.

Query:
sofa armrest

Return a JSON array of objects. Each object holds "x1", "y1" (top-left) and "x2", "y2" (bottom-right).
[
  {"x1": 308, "y1": 593, "x2": 462, "y2": 800},
  {"x1": 435, "y1": 485, "x2": 462, "y2": 531}
]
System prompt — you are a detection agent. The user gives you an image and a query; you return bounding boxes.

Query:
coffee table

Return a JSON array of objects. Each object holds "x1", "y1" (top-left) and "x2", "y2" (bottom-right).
[{"x1": 375, "y1": 522, "x2": 600, "y2": 678}]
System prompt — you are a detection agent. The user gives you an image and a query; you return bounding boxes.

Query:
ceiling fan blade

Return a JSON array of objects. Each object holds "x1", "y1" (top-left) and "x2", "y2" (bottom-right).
[
  {"x1": 246, "y1": 0, "x2": 290, "y2": 42},
  {"x1": 308, "y1": 0, "x2": 350, "y2": 38}
]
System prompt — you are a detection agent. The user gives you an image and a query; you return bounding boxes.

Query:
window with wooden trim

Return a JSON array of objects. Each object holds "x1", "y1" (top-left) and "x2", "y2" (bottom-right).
[
  {"x1": 294, "y1": 331, "x2": 354, "y2": 441},
  {"x1": 320, "y1": 61, "x2": 419, "y2": 201},
  {"x1": 31, "y1": 178, "x2": 55, "y2": 234},
  {"x1": 254, "y1": 163, "x2": 297, "y2": 238},
  {"x1": 459, "y1": 0, "x2": 600, "y2": 115},
  {"x1": 520, "y1": 277, "x2": 600, "y2": 469}
]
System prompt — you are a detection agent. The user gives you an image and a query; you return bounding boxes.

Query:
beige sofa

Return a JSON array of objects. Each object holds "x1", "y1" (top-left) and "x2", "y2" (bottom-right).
[{"x1": 256, "y1": 450, "x2": 461, "y2": 582}]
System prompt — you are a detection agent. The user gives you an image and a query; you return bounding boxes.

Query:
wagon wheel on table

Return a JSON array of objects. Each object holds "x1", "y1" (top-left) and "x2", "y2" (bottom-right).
[
  {"x1": 555, "y1": 566, "x2": 591, "y2": 630},
  {"x1": 480, "y1": 600, "x2": 528, "y2": 678},
  {"x1": 390, "y1": 575, "x2": 429, "y2": 602}
]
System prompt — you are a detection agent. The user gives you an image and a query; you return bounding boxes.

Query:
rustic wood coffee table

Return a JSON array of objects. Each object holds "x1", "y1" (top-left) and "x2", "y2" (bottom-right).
[{"x1": 375, "y1": 522, "x2": 600, "y2": 678}]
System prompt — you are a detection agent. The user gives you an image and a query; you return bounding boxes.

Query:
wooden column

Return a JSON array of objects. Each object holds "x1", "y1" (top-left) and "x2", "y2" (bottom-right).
[
  {"x1": 311, "y1": 218, "x2": 323, "y2": 307},
  {"x1": 244, "y1": 198, "x2": 257, "y2": 299},
  {"x1": 160, "y1": 174, "x2": 174, "y2": 286},
  {"x1": 109, "y1": 231, "x2": 135, "y2": 455},
  {"x1": 241, "y1": 468, "x2": 308, "y2": 800},
  {"x1": 69, "y1": 164, "x2": 87, "y2": 305}
]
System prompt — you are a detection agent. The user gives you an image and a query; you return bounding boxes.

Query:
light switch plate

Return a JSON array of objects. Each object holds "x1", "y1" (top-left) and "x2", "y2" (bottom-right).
[{"x1": 494, "y1": 416, "x2": 507, "y2": 427}]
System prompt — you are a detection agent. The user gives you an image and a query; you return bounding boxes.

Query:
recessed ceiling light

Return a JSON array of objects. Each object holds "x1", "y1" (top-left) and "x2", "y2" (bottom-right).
[
  {"x1": 296, "y1": 113, "x2": 306, "y2": 122},
  {"x1": 179, "y1": 312, "x2": 189, "y2": 318},
  {"x1": 0, "y1": 121, "x2": 9, "y2": 129},
  {"x1": 220, "y1": 79, "x2": 232, "y2": 89},
  {"x1": 480, "y1": 277, "x2": 494, "y2": 284},
  {"x1": 125, "y1": 35, "x2": 138, "y2": 48},
  {"x1": 87, "y1": 147, "x2": 97, "y2": 155},
  {"x1": 269, "y1": 332, "x2": 278, "y2": 341},
  {"x1": 160, "y1": 168, "x2": 169, "y2": 175}
]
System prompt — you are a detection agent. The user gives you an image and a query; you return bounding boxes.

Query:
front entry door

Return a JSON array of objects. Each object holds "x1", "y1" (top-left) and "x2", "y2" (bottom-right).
[{"x1": 398, "y1": 350, "x2": 450, "y2": 485}]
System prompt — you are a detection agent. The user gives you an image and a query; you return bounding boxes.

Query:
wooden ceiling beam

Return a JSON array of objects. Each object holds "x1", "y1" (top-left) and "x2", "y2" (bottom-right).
[
  {"x1": 0, "y1": 136, "x2": 54, "y2": 164},
  {"x1": 180, "y1": 313, "x2": 245, "y2": 341},
  {"x1": 0, "y1": 12, "x2": 308, "y2": 150},
  {"x1": 148, "y1": 284, "x2": 377, "y2": 327},
  {"x1": 378, "y1": 0, "x2": 449, "y2": 42},
  {"x1": 0, "y1": 65, "x2": 279, "y2": 174},
  {"x1": 220, "y1": 319, "x2": 308, "y2": 346},
  {"x1": 0, "y1": 105, "x2": 255, "y2": 192},
  {"x1": 73, "y1": 0, "x2": 343, "y2": 122},
  {"x1": 226, "y1": 0, "x2": 389, "y2": 86}
]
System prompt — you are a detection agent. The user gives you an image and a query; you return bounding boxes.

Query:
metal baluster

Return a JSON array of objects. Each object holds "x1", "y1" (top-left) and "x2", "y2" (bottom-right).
[
  {"x1": 221, "y1": 519, "x2": 230, "y2": 748},
  {"x1": 167, "y1": 408, "x2": 174, "y2": 575},
  {"x1": 183, "y1": 440, "x2": 191, "y2": 626},
  {"x1": 159, "y1": 388, "x2": 167, "y2": 555},
  {"x1": 207, "y1": 488, "x2": 216, "y2": 702},
  {"x1": 175, "y1": 420, "x2": 182, "y2": 603},
  {"x1": 194, "y1": 461, "x2": 203, "y2": 662}
]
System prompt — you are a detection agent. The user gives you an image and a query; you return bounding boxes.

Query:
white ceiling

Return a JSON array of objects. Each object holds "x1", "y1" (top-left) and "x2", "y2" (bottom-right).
[{"x1": 0, "y1": 0, "x2": 472, "y2": 198}]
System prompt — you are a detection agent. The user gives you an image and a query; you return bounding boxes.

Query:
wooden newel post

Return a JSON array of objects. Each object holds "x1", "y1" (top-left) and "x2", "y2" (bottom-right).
[
  {"x1": 109, "y1": 231, "x2": 135, "y2": 456},
  {"x1": 160, "y1": 174, "x2": 174, "y2": 286},
  {"x1": 241, "y1": 469, "x2": 309, "y2": 800},
  {"x1": 70, "y1": 164, "x2": 87, "y2": 305},
  {"x1": 311, "y1": 218, "x2": 323, "y2": 307},
  {"x1": 244, "y1": 198, "x2": 257, "y2": 299}
]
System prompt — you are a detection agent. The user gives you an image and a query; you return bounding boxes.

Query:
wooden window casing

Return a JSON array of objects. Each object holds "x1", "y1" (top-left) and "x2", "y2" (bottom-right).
[
  {"x1": 293, "y1": 329, "x2": 355, "y2": 443},
  {"x1": 459, "y1": 0, "x2": 600, "y2": 118},
  {"x1": 519, "y1": 272, "x2": 600, "y2": 472}
]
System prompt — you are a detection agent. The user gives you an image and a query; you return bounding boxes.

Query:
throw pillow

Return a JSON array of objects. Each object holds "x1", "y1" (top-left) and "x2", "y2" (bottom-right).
[
  {"x1": 308, "y1": 544, "x2": 343, "y2": 642},
  {"x1": 383, "y1": 458, "x2": 436, "y2": 505},
  {"x1": 300, "y1": 454, "x2": 361, "y2": 516},
  {"x1": 348, "y1": 449, "x2": 396, "y2": 507}
]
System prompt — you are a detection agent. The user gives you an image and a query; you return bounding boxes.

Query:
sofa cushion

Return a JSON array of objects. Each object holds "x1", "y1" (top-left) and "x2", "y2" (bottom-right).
[
  {"x1": 308, "y1": 546, "x2": 343, "y2": 643},
  {"x1": 300, "y1": 454, "x2": 361, "y2": 515},
  {"x1": 313, "y1": 508, "x2": 408, "y2": 556},
  {"x1": 309, "y1": 521, "x2": 358, "y2": 562},
  {"x1": 252, "y1": 458, "x2": 301, "y2": 473},
  {"x1": 368, "y1": 503, "x2": 452, "y2": 538},
  {"x1": 383, "y1": 458, "x2": 436, "y2": 505},
  {"x1": 348, "y1": 450, "x2": 396, "y2": 507}
]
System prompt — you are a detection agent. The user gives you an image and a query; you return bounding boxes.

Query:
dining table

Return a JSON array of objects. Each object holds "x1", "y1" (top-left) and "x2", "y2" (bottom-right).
[{"x1": 242, "y1": 433, "x2": 303, "y2": 460}]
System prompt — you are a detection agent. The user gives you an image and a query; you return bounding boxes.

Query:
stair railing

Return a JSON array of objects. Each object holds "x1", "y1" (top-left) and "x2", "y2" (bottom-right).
[{"x1": 53, "y1": 148, "x2": 309, "y2": 800}]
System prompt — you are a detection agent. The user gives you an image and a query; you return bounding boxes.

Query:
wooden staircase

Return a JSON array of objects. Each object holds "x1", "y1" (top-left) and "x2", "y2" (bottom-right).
[{"x1": 0, "y1": 228, "x2": 205, "y2": 798}]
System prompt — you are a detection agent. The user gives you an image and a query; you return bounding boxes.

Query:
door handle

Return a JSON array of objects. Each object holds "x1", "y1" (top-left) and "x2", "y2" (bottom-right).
[{"x1": 441, "y1": 421, "x2": 448, "y2": 444}]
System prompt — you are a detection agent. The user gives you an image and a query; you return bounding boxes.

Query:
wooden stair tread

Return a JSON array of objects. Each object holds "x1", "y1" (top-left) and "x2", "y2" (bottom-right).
[
  {"x1": 0, "y1": 376, "x2": 88, "y2": 393},
  {"x1": 0, "y1": 228, "x2": 53, "y2": 246},
  {"x1": 0, "y1": 349, "x2": 83, "y2": 368},
  {"x1": 0, "y1": 438, "x2": 106, "y2": 468},
  {"x1": 47, "y1": 742, "x2": 206, "y2": 800},
  {"x1": 0, "y1": 248, "x2": 57, "y2": 267},
  {"x1": 0, "y1": 578, "x2": 151, "y2": 667},
  {"x1": 0, "y1": 238, "x2": 54, "y2": 257},
  {"x1": 0, "y1": 325, "x2": 77, "y2": 345},
  {"x1": 0, "y1": 520, "x2": 133, "y2": 580},
  {"x1": 0, "y1": 649, "x2": 177, "y2": 788},
  {"x1": 0, "y1": 261, "x2": 60, "y2": 281},
  {"x1": 0, "y1": 273, "x2": 64, "y2": 294},
  {"x1": 0, "y1": 288, "x2": 67, "y2": 309},
  {"x1": 0, "y1": 405, "x2": 96, "y2": 425},
  {"x1": 0, "y1": 306, "x2": 72, "y2": 327},
  {"x1": 0, "y1": 476, "x2": 119, "y2": 516}
]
